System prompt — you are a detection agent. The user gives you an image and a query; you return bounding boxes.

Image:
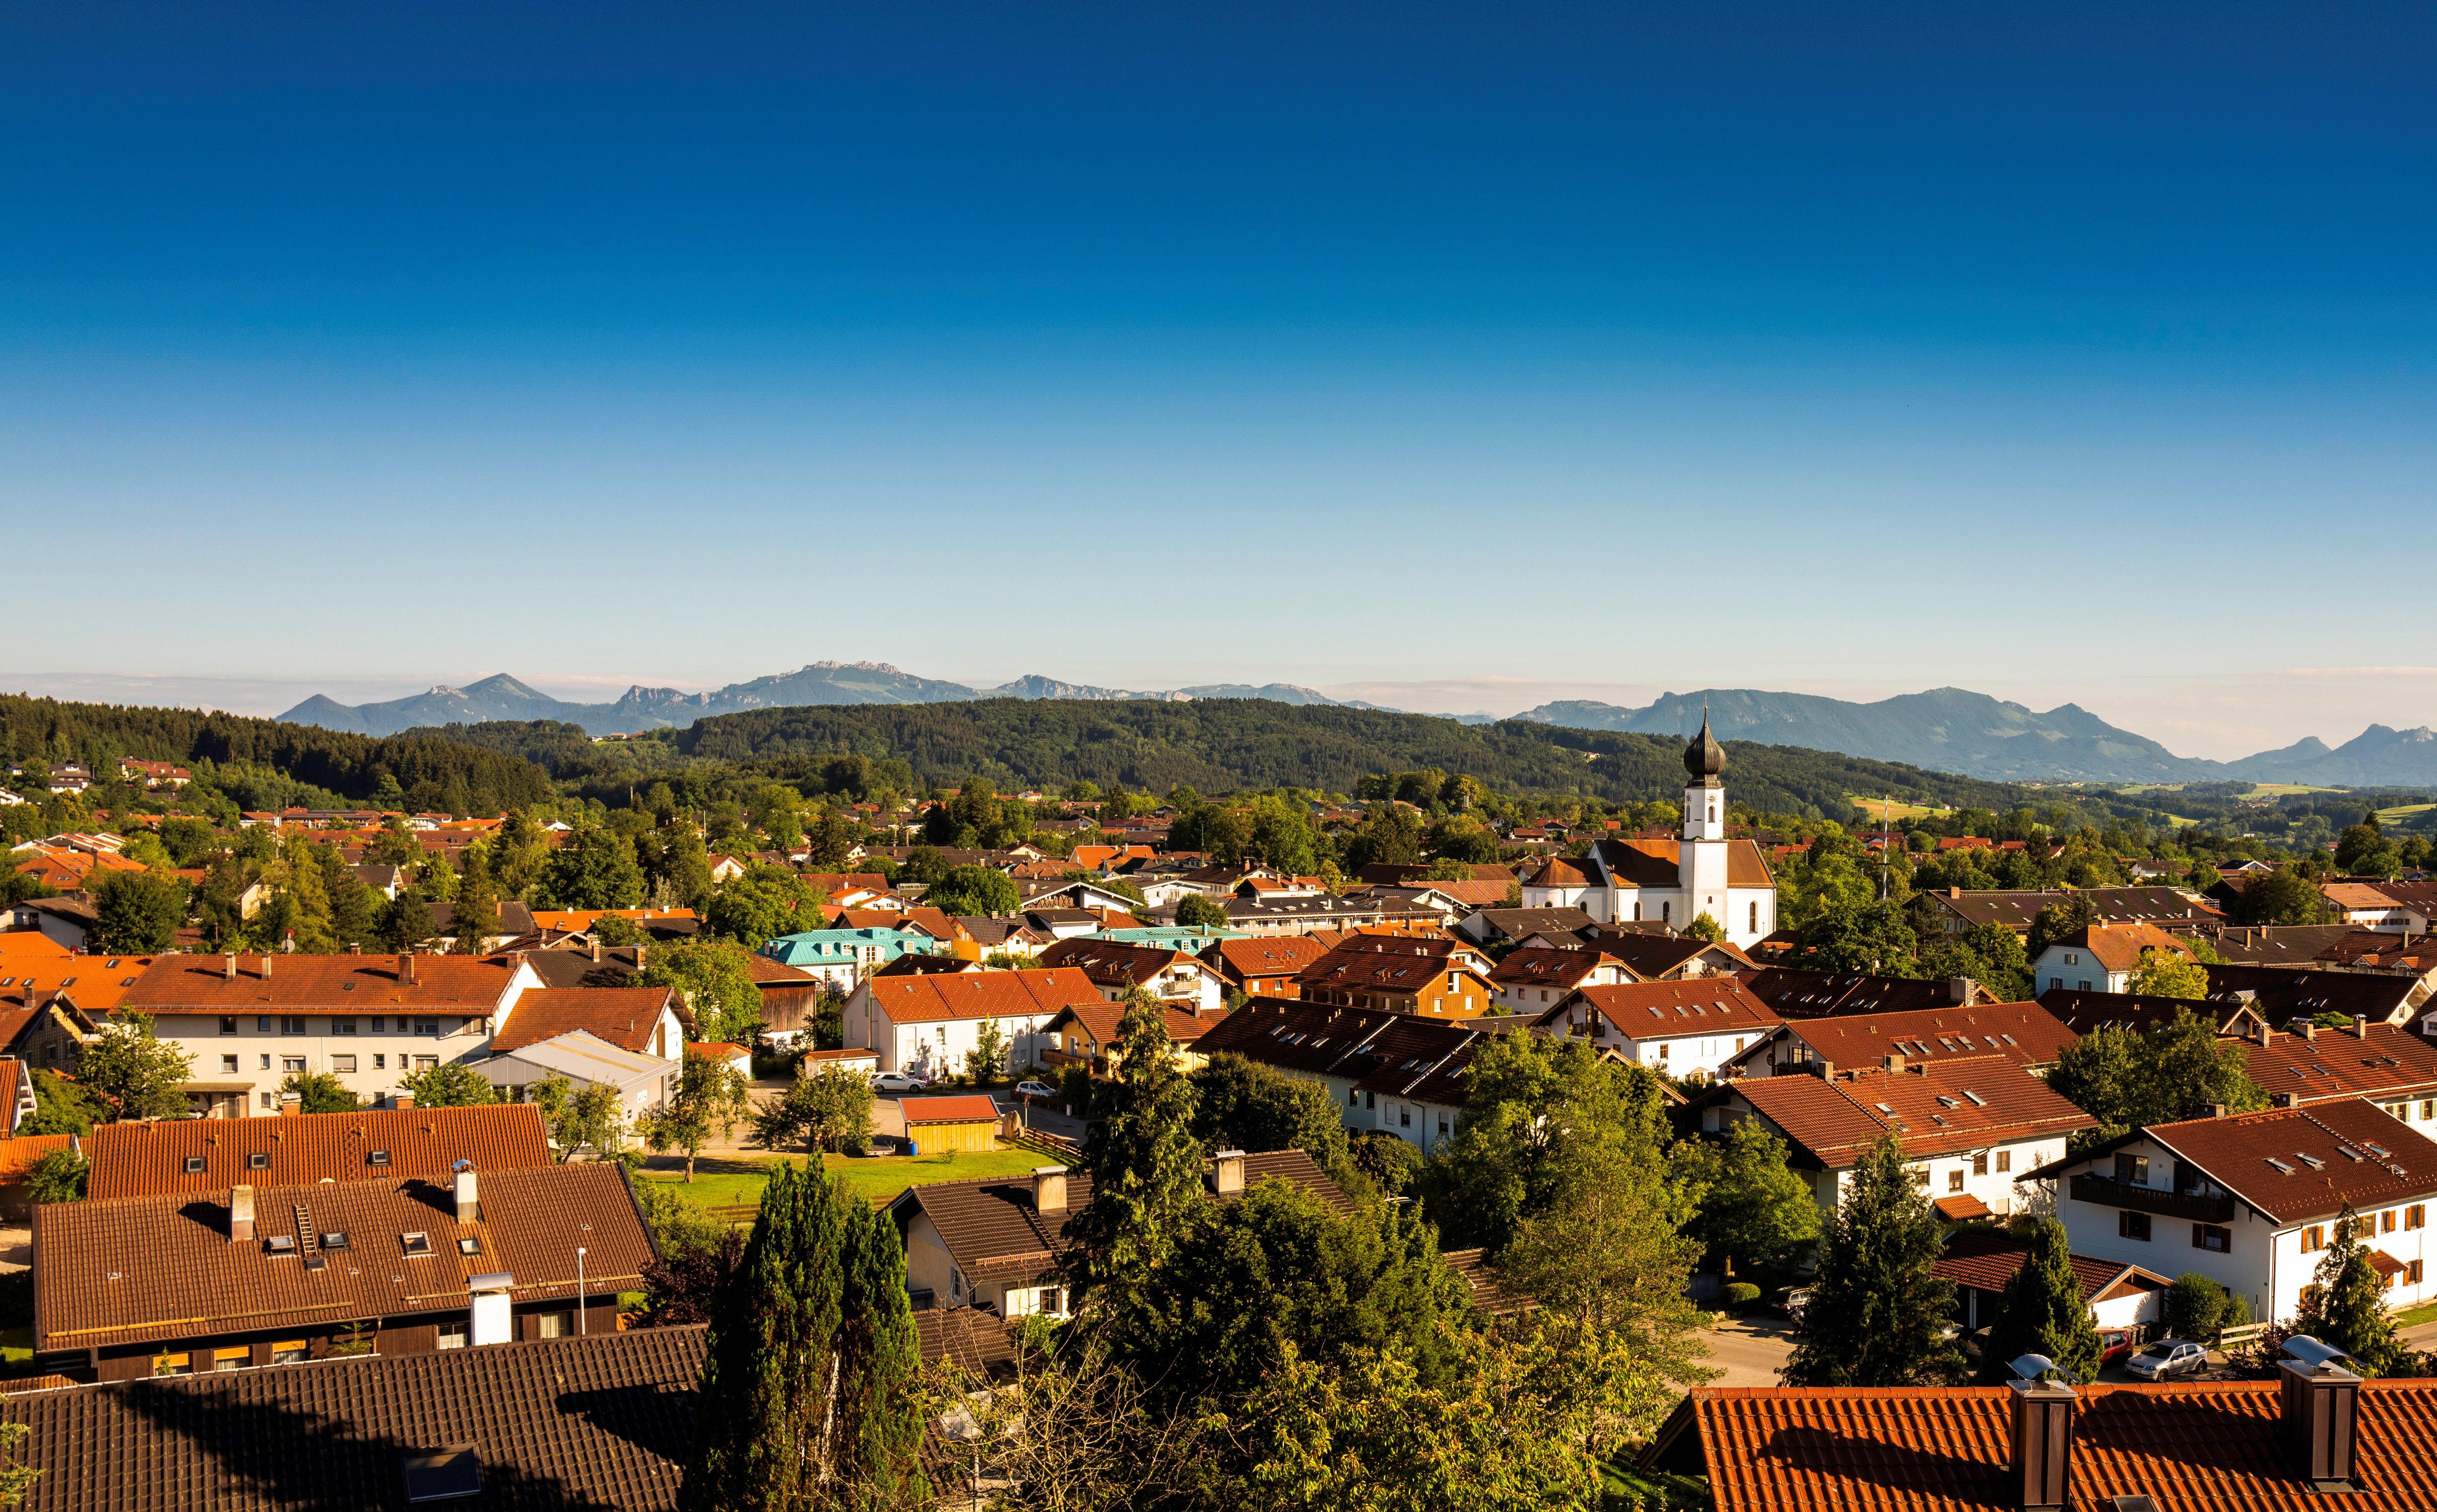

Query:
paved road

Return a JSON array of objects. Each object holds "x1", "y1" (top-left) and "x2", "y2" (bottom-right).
[{"x1": 1702, "y1": 1317, "x2": 1795, "y2": 1386}]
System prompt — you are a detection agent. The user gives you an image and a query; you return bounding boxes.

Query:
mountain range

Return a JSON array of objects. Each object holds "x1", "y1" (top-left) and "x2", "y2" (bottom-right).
[{"x1": 275, "y1": 667, "x2": 2437, "y2": 788}]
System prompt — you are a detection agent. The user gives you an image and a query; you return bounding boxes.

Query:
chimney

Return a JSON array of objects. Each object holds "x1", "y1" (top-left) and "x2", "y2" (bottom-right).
[
  {"x1": 1883, "y1": 1053, "x2": 1906, "y2": 1073},
  {"x1": 2273, "y1": 1092, "x2": 2299, "y2": 1109},
  {"x1": 278, "y1": 1093, "x2": 299, "y2": 1117},
  {"x1": 347, "y1": 942, "x2": 360, "y2": 955},
  {"x1": 401, "y1": 953, "x2": 417, "y2": 986},
  {"x1": 1817, "y1": 1059, "x2": 1835, "y2": 1080},
  {"x1": 1213, "y1": 1148, "x2": 1246, "y2": 1196},
  {"x1": 636, "y1": 946, "x2": 647, "y2": 970},
  {"x1": 2279, "y1": 1338, "x2": 2362, "y2": 1492},
  {"x1": 2213, "y1": 1103, "x2": 2228, "y2": 1118},
  {"x1": 1949, "y1": 976, "x2": 1976, "y2": 1006},
  {"x1": 1949, "y1": 886, "x2": 1961, "y2": 900},
  {"x1": 454, "y1": 1167, "x2": 480, "y2": 1224},
  {"x1": 223, "y1": 953, "x2": 237, "y2": 980},
  {"x1": 2007, "y1": 1368, "x2": 2077, "y2": 1511},
  {"x1": 259, "y1": 954, "x2": 271, "y2": 978},
  {"x1": 2352, "y1": 1014, "x2": 2369, "y2": 1038},
  {"x1": 592, "y1": 941, "x2": 603, "y2": 962},
  {"x1": 2300, "y1": 1021, "x2": 2316, "y2": 1043},
  {"x1": 229, "y1": 1185, "x2": 255, "y2": 1244},
  {"x1": 1031, "y1": 1165, "x2": 1067, "y2": 1214}
]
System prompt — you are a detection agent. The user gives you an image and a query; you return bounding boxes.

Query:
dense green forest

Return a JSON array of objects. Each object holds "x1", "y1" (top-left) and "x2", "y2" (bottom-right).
[{"x1": 0, "y1": 694, "x2": 553, "y2": 814}]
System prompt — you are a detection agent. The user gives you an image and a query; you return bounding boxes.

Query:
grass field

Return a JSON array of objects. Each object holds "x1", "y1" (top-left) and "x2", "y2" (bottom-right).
[
  {"x1": 1849, "y1": 796, "x2": 1945, "y2": 822},
  {"x1": 2376, "y1": 802, "x2": 2437, "y2": 823},
  {"x1": 2241, "y1": 783, "x2": 2342, "y2": 798},
  {"x1": 639, "y1": 1145, "x2": 1050, "y2": 1214}
]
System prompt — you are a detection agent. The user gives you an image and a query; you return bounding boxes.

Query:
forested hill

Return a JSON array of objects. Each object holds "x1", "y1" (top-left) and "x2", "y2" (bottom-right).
[
  {"x1": 0, "y1": 694, "x2": 554, "y2": 812},
  {"x1": 660, "y1": 699, "x2": 2064, "y2": 818}
]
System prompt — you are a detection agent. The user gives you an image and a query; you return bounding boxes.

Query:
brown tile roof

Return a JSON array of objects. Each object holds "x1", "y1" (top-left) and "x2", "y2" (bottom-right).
[
  {"x1": 1933, "y1": 1227, "x2": 2171, "y2": 1304},
  {"x1": 1726, "y1": 1057, "x2": 2096, "y2": 1168},
  {"x1": 1043, "y1": 1000, "x2": 1220, "y2": 1050},
  {"x1": 2241, "y1": 1023, "x2": 2437, "y2": 1106},
  {"x1": 860, "y1": 968, "x2": 1104, "y2": 1026},
  {"x1": 2035, "y1": 988, "x2": 2260, "y2": 1037},
  {"x1": 85, "y1": 1104, "x2": 555, "y2": 1199},
  {"x1": 492, "y1": 986, "x2": 677, "y2": 1056},
  {"x1": 119, "y1": 953, "x2": 525, "y2": 1016},
  {"x1": 1591, "y1": 934, "x2": 1754, "y2": 980},
  {"x1": 1207, "y1": 935, "x2": 1329, "y2": 982},
  {"x1": 35, "y1": 1162, "x2": 656, "y2": 1353},
  {"x1": 1740, "y1": 967, "x2": 1994, "y2": 1017},
  {"x1": 0, "y1": 1326, "x2": 704, "y2": 1511},
  {"x1": 900, "y1": 1095, "x2": 1004, "y2": 1125},
  {"x1": 2136, "y1": 1099, "x2": 2437, "y2": 1225},
  {"x1": 1489, "y1": 948, "x2": 1625, "y2": 990},
  {"x1": 1766, "y1": 1003, "x2": 2077, "y2": 1071},
  {"x1": 1649, "y1": 1379, "x2": 2437, "y2": 1511},
  {"x1": 1439, "y1": 1247, "x2": 1532, "y2": 1315},
  {"x1": 1293, "y1": 935, "x2": 1489, "y2": 994},
  {"x1": 1403, "y1": 879, "x2": 1516, "y2": 907},
  {"x1": 894, "y1": 1148, "x2": 1347, "y2": 1282},
  {"x1": 1583, "y1": 836, "x2": 1775, "y2": 890},
  {"x1": 2203, "y1": 963, "x2": 2422, "y2": 1024},
  {"x1": 1192, "y1": 997, "x2": 1409, "y2": 1078},
  {"x1": 915, "y1": 1305, "x2": 1016, "y2": 1376},
  {"x1": 1463, "y1": 907, "x2": 1599, "y2": 944},
  {"x1": 1929, "y1": 884, "x2": 2221, "y2": 931},
  {"x1": 518, "y1": 946, "x2": 646, "y2": 990},
  {"x1": 1035, "y1": 938, "x2": 1208, "y2": 987},
  {"x1": 1547, "y1": 979, "x2": 1783, "y2": 1042},
  {"x1": 1523, "y1": 857, "x2": 1594, "y2": 889},
  {"x1": 2196, "y1": 923, "x2": 2363, "y2": 965}
]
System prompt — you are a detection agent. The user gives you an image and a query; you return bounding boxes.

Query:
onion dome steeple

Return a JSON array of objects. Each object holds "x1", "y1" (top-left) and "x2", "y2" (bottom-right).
[{"x1": 1684, "y1": 708, "x2": 1725, "y2": 788}]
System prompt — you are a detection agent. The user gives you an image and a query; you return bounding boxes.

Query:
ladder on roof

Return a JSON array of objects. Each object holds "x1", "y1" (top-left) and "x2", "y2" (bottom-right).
[{"x1": 294, "y1": 1204, "x2": 317, "y2": 1255}]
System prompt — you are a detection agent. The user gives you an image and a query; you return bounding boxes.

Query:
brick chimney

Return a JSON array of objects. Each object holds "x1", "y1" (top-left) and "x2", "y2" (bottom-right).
[
  {"x1": 278, "y1": 1093, "x2": 299, "y2": 1117},
  {"x1": 401, "y1": 953, "x2": 417, "y2": 986},
  {"x1": 454, "y1": 1167, "x2": 480, "y2": 1224},
  {"x1": 1031, "y1": 1165, "x2": 1067, "y2": 1214},
  {"x1": 1213, "y1": 1148, "x2": 1246, "y2": 1196},
  {"x1": 394, "y1": 1092, "x2": 415, "y2": 1112},
  {"x1": 229, "y1": 1184, "x2": 255, "y2": 1244},
  {"x1": 1883, "y1": 1053, "x2": 1906, "y2": 1073},
  {"x1": 2008, "y1": 1370, "x2": 2076, "y2": 1510}
]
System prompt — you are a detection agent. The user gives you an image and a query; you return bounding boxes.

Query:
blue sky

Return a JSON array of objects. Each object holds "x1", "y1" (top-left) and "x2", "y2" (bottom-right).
[{"x1": 3, "y1": 2, "x2": 2432, "y2": 758}]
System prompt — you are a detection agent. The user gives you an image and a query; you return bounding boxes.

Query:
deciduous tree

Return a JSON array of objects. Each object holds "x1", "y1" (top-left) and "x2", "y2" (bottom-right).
[
  {"x1": 1669, "y1": 1118, "x2": 1822, "y2": 1285},
  {"x1": 78, "y1": 1014, "x2": 195, "y2": 1122},
  {"x1": 641, "y1": 1051, "x2": 757, "y2": 1181},
  {"x1": 1782, "y1": 1133, "x2": 1962, "y2": 1387},
  {"x1": 91, "y1": 870, "x2": 183, "y2": 954},
  {"x1": 397, "y1": 1061, "x2": 498, "y2": 1108}
]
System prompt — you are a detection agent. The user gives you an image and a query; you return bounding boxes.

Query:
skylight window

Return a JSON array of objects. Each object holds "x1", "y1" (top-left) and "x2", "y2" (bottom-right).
[
  {"x1": 2266, "y1": 1158, "x2": 2294, "y2": 1173},
  {"x1": 369, "y1": 1150, "x2": 392, "y2": 1167},
  {"x1": 321, "y1": 1231, "x2": 351, "y2": 1251},
  {"x1": 2297, "y1": 1154, "x2": 2325, "y2": 1170},
  {"x1": 401, "y1": 1232, "x2": 433, "y2": 1257},
  {"x1": 183, "y1": 1156, "x2": 206, "y2": 1175},
  {"x1": 265, "y1": 1235, "x2": 297, "y2": 1255},
  {"x1": 458, "y1": 1237, "x2": 482, "y2": 1256},
  {"x1": 248, "y1": 1153, "x2": 270, "y2": 1170}
]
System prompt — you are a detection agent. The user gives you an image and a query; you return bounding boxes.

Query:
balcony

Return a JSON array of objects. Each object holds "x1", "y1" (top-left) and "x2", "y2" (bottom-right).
[{"x1": 2069, "y1": 1173, "x2": 2235, "y2": 1224}]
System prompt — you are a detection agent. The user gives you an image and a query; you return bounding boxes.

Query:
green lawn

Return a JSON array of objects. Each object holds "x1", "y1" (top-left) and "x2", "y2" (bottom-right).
[
  {"x1": 2376, "y1": 802, "x2": 2437, "y2": 823},
  {"x1": 0, "y1": 1328, "x2": 29, "y2": 1367},
  {"x1": 2241, "y1": 783, "x2": 2342, "y2": 798},
  {"x1": 639, "y1": 1145, "x2": 1051, "y2": 1215},
  {"x1": 2392, "y1": 1297, "x2": 2437, "y2": 1332},
  {"x1": 1848, "y1": 796, "x2": 1943, "y2": 822}
]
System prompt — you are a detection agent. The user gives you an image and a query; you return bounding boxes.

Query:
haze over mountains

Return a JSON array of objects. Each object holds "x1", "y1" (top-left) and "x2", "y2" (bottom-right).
[{"x1": 275, "y1": 664, "x2": 2437, "y2": 788}]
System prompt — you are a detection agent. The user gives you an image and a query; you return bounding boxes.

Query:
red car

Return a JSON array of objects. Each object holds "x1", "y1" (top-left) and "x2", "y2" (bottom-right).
[{"x1": 2099, "y1": 1329, "x2": 2136, "y2": 1366}]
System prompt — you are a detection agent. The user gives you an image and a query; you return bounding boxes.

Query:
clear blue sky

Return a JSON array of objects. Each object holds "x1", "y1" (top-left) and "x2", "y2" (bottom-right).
[{"x1": 3, "y1": 3, "x2": 2432, "y2": 757}]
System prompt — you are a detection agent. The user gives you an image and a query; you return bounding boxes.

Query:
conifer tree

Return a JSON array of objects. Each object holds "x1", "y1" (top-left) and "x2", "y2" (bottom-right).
[
  {"x1": 1976, "y1": 1219, "x2": 2101, "y2": 1383},
  {"x1": 450, "y1": 853, "x2": 499, "y2": 954},
  {"x1": 1782, "y1": 1134, "x2": 1962, "y2": 1387},
  {"x1": 681, "y1": 1161, "x2": 843, "y2": 1512},
  {"x1": 277, "y1": 835, "x2": 335, "y2": 953},
  {"x1": 829, "y1": 1202, "x2": 930, "y2": 1508},
  {"x1": 317, "y1": 845, "x2": 375, "y2": 950},
  {"x1": 2301, "y1": 1201, "x2": 2408, "y2": 1377},
  {"x1": 1063, "y1": 993, "x2": 1207, "y2": 1346}
]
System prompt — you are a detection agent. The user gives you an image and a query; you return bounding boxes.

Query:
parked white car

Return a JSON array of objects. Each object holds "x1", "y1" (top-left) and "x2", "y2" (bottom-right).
[
  {"x1": 1014, "y1": 1079, "x2": 1057, "y2": 1101},
  {"x1": 2124, "y1": 1340, "x2": 2208, "y2": 1381},
  {"x1": 872, "y1": 1072, "x2": 928, "y2": 1094}
]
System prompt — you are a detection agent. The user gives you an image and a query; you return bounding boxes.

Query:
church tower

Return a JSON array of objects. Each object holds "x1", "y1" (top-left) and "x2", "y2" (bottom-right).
[{"x1": 1679, "y1": 711, "x2": 1730, "y2": 921}]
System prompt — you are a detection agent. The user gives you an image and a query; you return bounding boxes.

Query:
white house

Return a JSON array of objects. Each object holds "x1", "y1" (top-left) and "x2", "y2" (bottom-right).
[
  {"x1": 1185, "y1": 996, "x2": 1489, "y2": 1157},
  {"x1": 2033, "y1": 1098, "x2": 2437, "y2": 1327},
  {"x1": 1693, "y1": 1057, "x2": 2098, "y2": 1220},
  {"x1": 1933, "y1": 1227, "x2": 2172, "y2": 1338},
  {"x1": 845, "y1": 967, "x2": 1106, "y2": 1080},
  {"x1": 2031, "y1": 922, "x2": 2193, "y2": 996},
  {"x1": 1529, "y1": 978, "x2": 1784, "y2": 1082},
  {"x1": 1516, "y1": 716, "x2": 1777, "y2": 948},
  {"x1": 479, "y1": 1030, "x2": 676, "y2": 1130}
]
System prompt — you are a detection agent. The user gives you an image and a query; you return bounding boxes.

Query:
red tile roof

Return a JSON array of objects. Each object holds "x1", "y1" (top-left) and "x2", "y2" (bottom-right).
[
  {"x1": 1767, "y1": 1003, "x2": 2078, "y2": 1071},
  {"x1": 2240, "y1": 1024, "x2": 2437, "y2": 1105},
  {"x1": 0, "y1": 1133, "x2": 71, "y2": 1183},
  {"x1": 1728, "y1": 1057, "x2": 2096, "y2": 1167},
  {"x1": 492, "y1": 986, "x2": 677, "y2": 1056},
  {"x1": 0, "y1": 949, "x2": 157, "y2": 1015},
  {"x1": 119, "y1": 953, "x2": 525, "y2": 1015},
  {"x1": 1208, "y1": 935, "x2": 1330, "y2": 982},
  {"x1": 1044, "y1": 1000, "x2": 1220, "y2": 1050},
  {"x1": 1652, "y1": 1380, "x2": 2437, "y2": 1512},
  {"x1": 1549, "y1": 979, "x2": 1783, "y2": 1042},
  {"x1": 35, "y1": 1162, "x2": 654, "y2": 1353},
  {"x1": 1933, "y1": 1227, "x2": 2170, "y2": 1304},
  {"x1": 2133, "y1": 1100, "x2": 2437, "y2": 1226},
  {"x1": 900, "y1": 1095, "x2": 1004, "y2": 1125},
  {"x1": 2068, "y1": 921, "x2": 2195, "y2": 973},
  {"x1": 860, "y1": 968, "x2": 1105, "y2": 1026},
  {"x1": 85, "y1": 1103, "x2": 555, "y2": 1199},
  {"x1": 1489, "y1": 948, "x2": 1625, "y2": 990}
]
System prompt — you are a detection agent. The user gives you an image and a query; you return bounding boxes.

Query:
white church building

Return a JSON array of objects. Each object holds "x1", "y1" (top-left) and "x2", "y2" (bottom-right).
[{"x1": 1517, "y1": 716, "x2": 1779, "y2": 949}]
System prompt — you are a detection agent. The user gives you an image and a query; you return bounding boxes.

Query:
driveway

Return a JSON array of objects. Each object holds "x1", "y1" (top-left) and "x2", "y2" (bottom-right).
[{"x1": 1702, "y1": 1315, "x2": 1795, "y2": 1387}]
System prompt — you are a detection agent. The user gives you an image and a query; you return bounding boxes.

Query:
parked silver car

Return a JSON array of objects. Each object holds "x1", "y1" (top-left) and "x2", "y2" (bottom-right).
[{"x1": 2124, "y1": 1339, "x2": 2208, "y2": 1380}]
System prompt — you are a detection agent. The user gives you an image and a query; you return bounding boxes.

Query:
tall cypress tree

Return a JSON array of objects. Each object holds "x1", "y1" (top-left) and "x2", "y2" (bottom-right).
[
  {"x1": 1976, "y1": 1219, "x2": 2102, "y2": 1384},
  {"x1": 1061, "y1": 994, "x2": 1208, "y2": 1346},
  {"x1": 830, "y1": 1202, "x2": 931, "y2": 1509},
  {"x1": 1782, "y1": 1133, "x2": 1963, "y2": 1387},
  {"x1": 681, "y1": 1161, "x2": 844, "y2": 1512}
]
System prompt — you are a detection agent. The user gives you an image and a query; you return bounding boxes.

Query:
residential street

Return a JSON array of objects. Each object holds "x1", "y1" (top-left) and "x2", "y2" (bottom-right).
[{"x1": 1701, "y1": 1316, "x2": 1795, "y2": 1387}]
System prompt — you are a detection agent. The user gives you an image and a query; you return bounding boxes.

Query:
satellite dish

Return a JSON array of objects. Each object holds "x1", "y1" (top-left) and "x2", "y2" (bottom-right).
[
  {"x1": 2009, "y1": 1353, "x2": 2061, "y2": 1382},
  {"x1": 2281, "y1": 1336, "x2": 2356, "y2": 1372}
]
